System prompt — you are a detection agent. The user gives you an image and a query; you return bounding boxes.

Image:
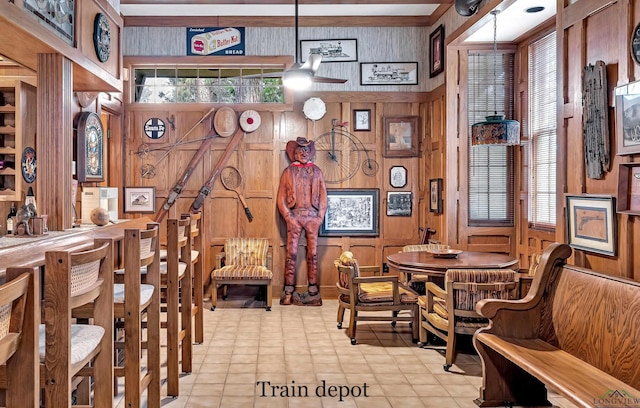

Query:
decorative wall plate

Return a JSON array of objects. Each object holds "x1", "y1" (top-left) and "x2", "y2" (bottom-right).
[
  {"x1": 93, "y1": 13, "x2": 111, "y2": 63},
  {"x1": 303, "y1": 97, "x2": 326, "y2": 121},
  {"x1": 21, "y1": 146, "x2": 36, "y2": 183}
]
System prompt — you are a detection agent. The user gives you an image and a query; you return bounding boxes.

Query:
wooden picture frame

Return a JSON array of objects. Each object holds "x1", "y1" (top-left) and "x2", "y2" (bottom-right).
[
  {"x1": 320, "y1": 189, "x2": 379, "y2": 237},
  {"x1": 614, "y1": 80, "x2": 640, "y2": 155},
  {"x1": 353, "y1": 109, "x2": 371, "y2": 131},
  {"x1": 390, "y1": 166, "x2": 407, "y2": 188},
  {"x1": 429, "y1": 178, "x2": 443, "y2": 213},
  {"x1": 300, "y1": 39, "x2": 358, "y2": 62},
  {"x1": 383, "y1": 116, "x2": 420, "y2": 157},
  {"x1": 429, "y1": 24, "x2": 445, "y2": 78},
  {"x1": 359, "y1": 62, "x2": 418, "y2": 86},
  {"x1": 616, "y1": 163, "x2": 640, "y2": 214},
  {"x1": 387, "y1": 191, "x2": 412, "y2": 216},
  {"x1": 566, "y1": 195, "x2": 616, "y2": 256},
  {"x1": 124, "y1": 186, "x2": 156, "y2": 213}
]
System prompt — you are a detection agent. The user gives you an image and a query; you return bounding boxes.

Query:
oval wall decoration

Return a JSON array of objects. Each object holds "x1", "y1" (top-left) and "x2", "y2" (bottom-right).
[{"x1": 21, "y1": 146, "x2": 36, "y2": 183}]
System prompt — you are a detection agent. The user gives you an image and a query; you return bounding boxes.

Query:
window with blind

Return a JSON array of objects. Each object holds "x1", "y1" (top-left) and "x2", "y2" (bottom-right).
[
  {"x1": 528, "y1": 31, "x2": 557, "y2": 228},
  {"x1": 467, "y1": 52, "x2": 516, "y2": 226}
]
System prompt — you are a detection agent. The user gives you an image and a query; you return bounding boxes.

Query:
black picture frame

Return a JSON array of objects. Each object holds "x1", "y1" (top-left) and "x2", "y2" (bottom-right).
[
  {"x1": 353, "y1": 109, "x2": 371, "y2": 131},
  {"x1": 430, "y1": 178, "x2": 443, "y2": 214},
  {"x1": 390, "y1": 166, "x2": 407, "y2": 188},
  {"x1": 320, "y1": 189, "x2": 379, "y2": 237},
  {"x1": 359, "y1": 62, "x2": 419, "y2": 86},
  {"x1": 614, "y1": 80, "x2": 640, "y2": 155},
  {"x1": 387, "y1": 191, "x2": 412, "y2": 216},
  {"x1": 429, "y1": 24, "x2": 445, "y2": 78},
  {"x1": 300, "y1": 39, "x2": 358, "y2": 63}
]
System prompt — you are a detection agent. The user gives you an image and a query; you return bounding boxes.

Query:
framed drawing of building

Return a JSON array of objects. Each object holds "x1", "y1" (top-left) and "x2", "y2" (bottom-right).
[{"x1": 320, "y1": 189, "x2": 379, "y2": 236}]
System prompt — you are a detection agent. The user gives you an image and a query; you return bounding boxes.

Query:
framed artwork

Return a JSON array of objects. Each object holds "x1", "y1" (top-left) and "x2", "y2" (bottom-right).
[
  {"x1": 360, "y1": 62, "x2": 418, "y2": 86},
  {"x1": 383, "y1": 116, "x2": 420, "y2": 157},
  {"x1": 614, "y1": 80, "x2": 640, "y2": 155},
  {"x1": 23, "y1": 0, "x2": 75, "y2": 45},
  {"x1": 300, "y1": 39, "x2": 357, "y2": 62},
  {"x1": 320, "y1": 189, "x2": 379, "y2": 237},
  {"x1": 387, "y1": 191, "x2": 412, "y2": 216},
  {"x1": 430, "y1": 178, "x2": 443, "y2": 213},
  {"x1": 76, "y1": 112, "x2": 105, "y2": 183},
  {"x1": 616, "y1": 163, "x2": 640, "y2": 214},
  {"x1": 390, "y1": 166, "x2": 407, "y2": 188},
  {"x1": 124, "y1": 187, "x2": 156, "y2": 213},
  {"x1": 566, "y1": 195, "x2": 616, "y2": 256},
  {"x1": 429, "y1": 24, "x2": 445, "y2": 78},
  {"x1": 353, "y1": 109, "x2": 371, "y2": 131}
]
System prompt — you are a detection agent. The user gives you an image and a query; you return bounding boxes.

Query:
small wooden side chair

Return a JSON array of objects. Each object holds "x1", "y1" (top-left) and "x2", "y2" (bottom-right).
[
  {"x1": 335, "y1": 251, "x2": 419, "y2": 345},
  {"x1": 43, "y1": 239, "x2": 114, "y2": 407},
  {"x1": 0, "y1": 270, "x2": 37, "y2": 408},
  {"x1": 418, "y1": 268, "x2": 519, "y2": 371}
]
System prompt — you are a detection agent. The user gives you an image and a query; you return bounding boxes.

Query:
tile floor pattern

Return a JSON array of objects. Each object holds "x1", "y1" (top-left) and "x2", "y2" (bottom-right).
[{"x1": 115, "y1": 288, "x2": 578, "y2": 408}]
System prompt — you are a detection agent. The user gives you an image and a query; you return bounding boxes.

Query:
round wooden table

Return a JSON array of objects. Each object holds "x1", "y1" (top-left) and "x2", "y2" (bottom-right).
[{"x1": 386, "y1": 250, "x2": 519, "y2": 279}]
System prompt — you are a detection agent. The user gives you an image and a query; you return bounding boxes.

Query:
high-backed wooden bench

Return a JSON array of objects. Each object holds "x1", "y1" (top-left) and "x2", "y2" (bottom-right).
[{"x1": 473, "y1": 243, "x2": 640, "y2": 407}]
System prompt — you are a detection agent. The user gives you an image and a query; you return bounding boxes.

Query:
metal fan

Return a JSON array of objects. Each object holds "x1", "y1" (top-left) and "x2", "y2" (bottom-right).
[{"x1": 258, "y1": 0, "x2": 347, "y2": 86}]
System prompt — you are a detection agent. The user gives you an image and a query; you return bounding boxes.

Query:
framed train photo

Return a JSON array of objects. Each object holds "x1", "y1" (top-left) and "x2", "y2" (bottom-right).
[
  {"x1": 300, "y1": 39, "x2": 357, "y2": 63},
  {"x1": 360, "y1": 62, "x2": 418, "y2": 86}
]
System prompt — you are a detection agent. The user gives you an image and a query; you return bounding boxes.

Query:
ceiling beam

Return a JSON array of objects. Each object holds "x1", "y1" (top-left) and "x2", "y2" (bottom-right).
[{"x1": 124, "y1": 15, "x2": 435, "y2": 27}]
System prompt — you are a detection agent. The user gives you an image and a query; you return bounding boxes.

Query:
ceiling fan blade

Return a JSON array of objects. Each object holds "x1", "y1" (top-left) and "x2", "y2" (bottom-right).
[
  {"x1": 312, "y1": 76, "x2": 347, "y2": 84},
  {"x1": 307, "y1": 53, "x2": 323, "y2": 73}
]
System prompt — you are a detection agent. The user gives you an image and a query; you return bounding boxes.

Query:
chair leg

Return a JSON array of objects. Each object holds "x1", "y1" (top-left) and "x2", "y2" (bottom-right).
[
  {"x1": 193, "y1": 260, "x2": 204, "y2": 344},
  {"x1": 181, "y1": 274, "x2": 193, "y2": 374},
  {"x1": 411, "y1": 305, "x2": 420, "y2": 343},
  {"x1": 337, "y1": 304, "x2": 345, "y2": 329},
  {"x1": 210, "y1": 279, "x2": 218, "y2": 311},
  {"x1": 348, "y1": 310, "x2": 357, "y2": 345},
  {"x1": 444, "y1": 329, "x2": 457, "y2": 371},
  {"x1": 265, "y1": 282, "x2": 272, "y2": 311},
  {"x1": 167, "y1": 276, "x2": 180, "y2": 397}
]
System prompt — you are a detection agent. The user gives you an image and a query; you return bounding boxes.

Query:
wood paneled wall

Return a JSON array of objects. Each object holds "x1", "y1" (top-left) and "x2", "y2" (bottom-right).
[{"x1": 123, "y1": 91, "x2": 433, "y2": 296}]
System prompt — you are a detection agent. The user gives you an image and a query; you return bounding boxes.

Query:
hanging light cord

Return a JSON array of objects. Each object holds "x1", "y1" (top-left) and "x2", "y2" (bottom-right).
[{"x1": 492, "y1": 10, "x2": 498, "y2": 115}]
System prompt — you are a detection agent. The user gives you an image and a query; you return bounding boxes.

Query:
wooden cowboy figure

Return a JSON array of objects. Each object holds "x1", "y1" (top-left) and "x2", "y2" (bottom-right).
[{"x1": 277, "y1": 137, "x2": 328, "y2": 306}]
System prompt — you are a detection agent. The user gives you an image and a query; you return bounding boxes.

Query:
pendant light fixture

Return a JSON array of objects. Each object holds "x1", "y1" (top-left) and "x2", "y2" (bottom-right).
[
  {"x1": 282, "y1": 0, "x2": 313, "y2": 90},
  {"x1": 471, "y1": 11, "x2": 521, "y2": 146}
]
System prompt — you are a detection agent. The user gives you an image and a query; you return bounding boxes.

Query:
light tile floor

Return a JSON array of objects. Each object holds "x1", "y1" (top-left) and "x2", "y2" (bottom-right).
[{"x1": 116, "y1": 287, "x2": 578, "y2": 408}]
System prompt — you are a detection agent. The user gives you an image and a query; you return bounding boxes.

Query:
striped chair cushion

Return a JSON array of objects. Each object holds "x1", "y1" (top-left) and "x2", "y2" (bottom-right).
[
  {"x1": 212, "y1": 265, "x2": 272, "y2": 280},
  {"x1": 113, "y1": 283, "x2": 155, "y2": 305},
  {"x1": 446, "y1": 269, "x2": 518, "y2": 311},
  {"x1": 39, "y1": 324, "x2": 105, "y2": 366},
  {"x1": 224, "y1": 238, "x2": 269, "y2": 266}
]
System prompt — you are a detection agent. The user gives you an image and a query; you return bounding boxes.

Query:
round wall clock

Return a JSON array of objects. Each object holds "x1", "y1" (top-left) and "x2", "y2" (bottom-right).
[
  {"x1": 21, "y1": 146, "x2": 37, "y2": 183},
  {"x1": 93, "y1": 13, "x2": 111, "y2": 63},
  {"x1": 632, "y1": 22, "x2": 640, "y2": 65}
]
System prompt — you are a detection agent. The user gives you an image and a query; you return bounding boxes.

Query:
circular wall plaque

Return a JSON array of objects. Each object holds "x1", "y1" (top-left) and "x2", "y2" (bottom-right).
[
  {"x1": 213, "y1": 107, "x2": 238, "y2": 137},
  {"x1": 21, "y1": 146, "x2": 36, "y2": 183},
  {"x1": 632, "y1": 22, "x2": 640, "y2": 65},
  {"x1": 93, "y1": 13, "x2": 111, "y2": 63},
  {"x1": 302, "y1": 97, "x2": 326, "y2": 121},
  {"x1": 144, "y1": 118, "x2": 166, "y2": 139}
]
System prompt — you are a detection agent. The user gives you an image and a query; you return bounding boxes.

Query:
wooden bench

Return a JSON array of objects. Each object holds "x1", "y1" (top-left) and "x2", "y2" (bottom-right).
[{"x1": 473, "y1": 243, "x2": 640, "y2": 407}]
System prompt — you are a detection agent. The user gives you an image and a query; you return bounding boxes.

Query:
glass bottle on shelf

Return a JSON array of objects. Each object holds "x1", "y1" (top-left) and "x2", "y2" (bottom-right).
[{"x1": 6, "y1": 202, "x2": 16, "y2": 235}]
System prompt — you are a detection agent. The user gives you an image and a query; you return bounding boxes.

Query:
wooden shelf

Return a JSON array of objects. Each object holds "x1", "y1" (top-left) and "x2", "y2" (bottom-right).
[
  {"x1": 617, "y1": 163, "x2": 640, "y2": 215},
  {"x1": 0, "y1": 125, "x2": 15, "y2": 134},
  {"x1": 0, "y1": 104, "x2": 15, "y2": 113}
]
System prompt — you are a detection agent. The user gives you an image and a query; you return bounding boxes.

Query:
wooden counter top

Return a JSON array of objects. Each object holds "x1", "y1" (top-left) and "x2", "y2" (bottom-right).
[{"x1": 0, "y1": 218, "x2": 154, "y2": 275}]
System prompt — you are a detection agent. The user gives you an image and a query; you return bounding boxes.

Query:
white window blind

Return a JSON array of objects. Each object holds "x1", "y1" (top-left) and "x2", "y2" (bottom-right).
[
  {"x1": 467, "y1": 52, "x2": 516, "y2": 226},
  {"x1": 528, "y1": 31, "x2": 557, "y2": 228}
]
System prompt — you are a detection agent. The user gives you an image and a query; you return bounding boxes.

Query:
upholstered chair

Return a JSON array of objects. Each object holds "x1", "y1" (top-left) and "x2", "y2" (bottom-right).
[
  {"x1": 210, "y1": 238, "x2": 273, "y2": 311},
  {"x1": 418, "y1": 268, "x2": 519, "y2": 371}
]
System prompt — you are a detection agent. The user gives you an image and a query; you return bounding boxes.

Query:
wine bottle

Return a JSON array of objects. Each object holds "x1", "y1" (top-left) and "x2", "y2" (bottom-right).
[
  {"x1": 0, "y1": 160, "x2": 15, "y2": 170},
  {"x1": 6, "y1": 202, "x2": 16, "y2": 235}
]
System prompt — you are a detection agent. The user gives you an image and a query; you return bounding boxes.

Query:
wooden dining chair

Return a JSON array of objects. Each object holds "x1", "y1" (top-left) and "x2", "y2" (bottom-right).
[
  {"x1": 0, "y1": 270, "x2": 37, "y2": 408},
  {"x1": 418, "y1": 268, "x2": 519, "y2": 371},
  {"x1": 43, "y1": 239, "x2": 114, "y2": 407},
  {"x1": 335, "y1": 251, "x2": 419, "y2": 345}
]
